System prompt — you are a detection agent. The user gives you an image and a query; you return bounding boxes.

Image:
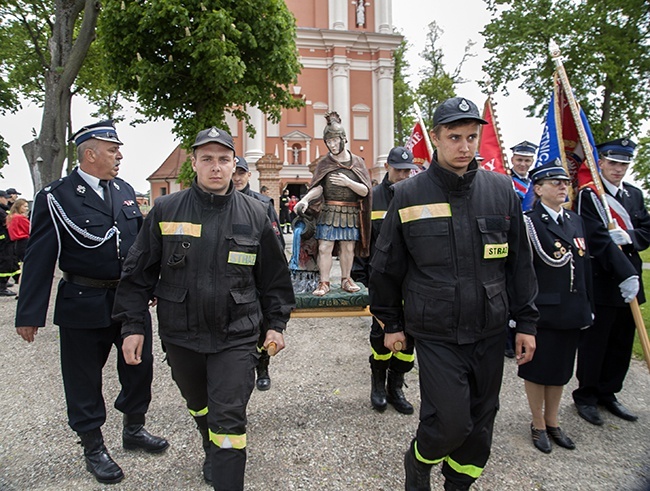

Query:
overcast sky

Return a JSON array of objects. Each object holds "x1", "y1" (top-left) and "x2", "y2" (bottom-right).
[{"x1": 1, "y1": 0, "x2": 542, "y2": 200}]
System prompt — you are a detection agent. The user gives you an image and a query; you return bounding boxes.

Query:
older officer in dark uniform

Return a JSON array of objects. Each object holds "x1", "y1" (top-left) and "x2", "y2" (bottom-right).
[
  {"x1": 232, "y1": 154, "x2": 284, "y2": 392},
  {"x1": 573, "y1": 137, "x2": 649, "y2": 425},
  {"x1": 520, "y1": 161, "x2": 593, "y2": 454},
  {"x1": 15, "y1": 121, "x2": 168, "y2": 485},
  {"x1": 352, "y1": 146, "x2": 418, "y2": 415}
]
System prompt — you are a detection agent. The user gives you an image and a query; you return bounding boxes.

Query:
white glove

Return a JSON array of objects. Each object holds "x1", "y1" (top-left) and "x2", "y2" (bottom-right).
[
  {"x1": 618, "y1": 275, "x2": 639, "y2": 303},
  {"x1": 609, "y1": 227, "x2": 632, "y2": 245},
  {"x1": 294, "y1": 199, "x2": 308, "y2": 215}
]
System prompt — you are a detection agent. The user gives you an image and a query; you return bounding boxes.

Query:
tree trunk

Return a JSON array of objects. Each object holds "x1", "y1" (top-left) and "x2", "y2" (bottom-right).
[{"x1": 21, "y1": 0, "x2": 100, "y2": 193}]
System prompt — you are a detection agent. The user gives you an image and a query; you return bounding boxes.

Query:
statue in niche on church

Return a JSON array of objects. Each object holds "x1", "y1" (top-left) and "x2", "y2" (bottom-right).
[
  {"x1": 292, "y1": 145, "x2": 301, "y2": 165},
  {"x1": 356, "y1": 1, "x2": 366, "y2": 27}
]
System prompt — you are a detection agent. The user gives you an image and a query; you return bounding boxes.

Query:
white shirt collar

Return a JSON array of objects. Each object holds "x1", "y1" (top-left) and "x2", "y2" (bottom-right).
[
  {"x1": 76, "y1": 167, "x2": 104, "y2": 197},
  {"x1": 601, "y1": 177, "x2": 622, "y2": 196},
  {"x1": 540, "y1": 202, "x2": 562, "y2": 223}
]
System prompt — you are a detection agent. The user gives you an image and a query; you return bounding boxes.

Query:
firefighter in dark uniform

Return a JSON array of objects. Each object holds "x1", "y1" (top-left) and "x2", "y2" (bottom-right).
[
  {"x1": 280, "y1": 188, "x2": 291, "y2": 233},
  {"x1": 573, "y1": 137, "x2": 649, "y2": 425},
  {"x1": 15, "y1": 121, "x2": 168, "y2": 485},
  {"x1": 232, "y1": 155, "x2": 284, "y2": 392},
  {"x1": 370, "y1": 97, "x2": 538, "y2": 491},
  {"x1": 113, "y1": 127, "x2": 295, "y2": 490},
  {"x1": 510, "y1": 140, "x2": 538, "y2": 201},
  {"x1": 520, "y1": 161, "x2": 594, "y2": 454},
  {"x1": 352, "y1": 146, "x2": 418, "y2": 414}
]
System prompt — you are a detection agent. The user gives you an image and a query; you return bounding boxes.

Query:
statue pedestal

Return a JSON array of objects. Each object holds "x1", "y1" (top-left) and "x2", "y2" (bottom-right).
[{"x1": 291, "y1": 282, "x2": 371, "y2": 318}]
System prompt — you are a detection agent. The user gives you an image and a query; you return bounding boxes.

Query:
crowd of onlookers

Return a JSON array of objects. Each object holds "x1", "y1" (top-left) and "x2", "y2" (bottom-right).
[{"x1": 0, "y1": 187, "x2": 30, "y2": 297}]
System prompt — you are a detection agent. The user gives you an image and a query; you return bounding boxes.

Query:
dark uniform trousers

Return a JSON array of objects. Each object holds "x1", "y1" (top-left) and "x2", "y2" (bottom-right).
[
  {"x1": 163, "y1": 341, "x2": 258, "y2": 491},
  {"x1": 415, "y1": 333, "x2": 505, "y2": 488},
  {"x1": 370, "y1": 318, "x2": 415, "y2": 371},
  {"x1": 60, "y1": 316, "x2": 153, "y2": 433},
  {"x1": 573, "y1": 305, "x2": 635, "y2": 406}
]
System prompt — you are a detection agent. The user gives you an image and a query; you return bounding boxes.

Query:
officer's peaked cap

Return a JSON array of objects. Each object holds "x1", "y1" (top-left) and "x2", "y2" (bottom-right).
[
  {"x1": 596, "y1": 138, "x2": 636, "y2": 163},
  {"x1": 511, "y1": 140, "x2": 538, "y2": 157},
  {"x1": 70, "y1": 120, "x2": 122, "y2": 146},
  {"x1": 529, "y1": 159, "x2": 570, "y2": 184}
]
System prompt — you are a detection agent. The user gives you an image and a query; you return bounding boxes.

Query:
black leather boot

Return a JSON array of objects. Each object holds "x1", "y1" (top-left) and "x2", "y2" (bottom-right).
[
  {"x1": 404, "y1": 441, "x2": 432, "y2": 491},
  {"x1": 256, "y1": 350, "x2": 271, "y2": 391},
  {"x1": 78, "y1": 428, "x2": 124, "y2": 484},
  {"x1": 387, "y1": 370, "x2": 414, "y2": 415},
  {"x1": 370, "y1": 359, "x2": 388, "y2": 411},
  {"x1": 122, "y1": 414, "x2": 169, "y2": 453},
  {"x1": 195, "y1": 415, "x2": 212, "y2": 484}
]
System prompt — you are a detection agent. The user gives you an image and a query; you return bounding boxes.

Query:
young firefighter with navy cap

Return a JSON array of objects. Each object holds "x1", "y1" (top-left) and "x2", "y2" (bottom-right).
[
  {"x1": 510, "y1": 140, "x2": 538, "y2": 201},
  {"x1": 353, "y1": 146, "x2": 418, "y2": 415},
  {"x1": 15, "y1": 120, "x2": 168, "y2": 485},
  {"x1": 113, "y1": 127, "x2": 294, "y2": 489},
  {"x1": 573, "y1": 137, "x2": 650, "y2": 426},
  {"x1": 370, "y1": 97, "x2": 538, "y2": 491}
]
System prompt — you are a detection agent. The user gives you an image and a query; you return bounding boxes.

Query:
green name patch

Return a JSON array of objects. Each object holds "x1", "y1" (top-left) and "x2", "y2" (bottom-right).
[
  {"x1": 228, "y1": 251, "x2": 256, "y2": 266},
  {"x1": 484, "y1": 243, "x2": 508, "y2": 259}
]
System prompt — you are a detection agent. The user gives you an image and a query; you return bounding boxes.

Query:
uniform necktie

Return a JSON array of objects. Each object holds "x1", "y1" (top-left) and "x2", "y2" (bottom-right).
[
  {"x1": 557, "y1": 214, "x2": 564, "y2": 227},
  {"x1": 99, "y1": 180, "x2": 112, "y2": 209},
  {"x1": 616, "y1": 189, "x2": 624, "y2": 202}
]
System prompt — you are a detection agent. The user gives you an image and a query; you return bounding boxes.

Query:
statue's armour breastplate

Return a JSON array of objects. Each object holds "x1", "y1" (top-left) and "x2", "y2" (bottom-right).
[{"x1": 322, "y1": 166, "x2": 361, "y2": 202}]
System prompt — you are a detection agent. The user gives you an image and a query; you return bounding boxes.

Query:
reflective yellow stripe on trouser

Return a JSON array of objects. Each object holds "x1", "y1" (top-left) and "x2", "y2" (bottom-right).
[
  {"x1": 209, "y1": 430, "x2": 247, "y2": 449},
  {"x1": 371, "y1": 346, "x2": 415, "y2": 362},
  {"x1": 188, "y1": 407, "x2": 208, "y2": 417},
  {"x1": 414, "y1": 442, "x2": 484, "y2": 478}
]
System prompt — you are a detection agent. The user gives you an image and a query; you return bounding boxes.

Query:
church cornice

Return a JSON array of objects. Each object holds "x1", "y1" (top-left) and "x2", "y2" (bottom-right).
[{"x1": 296, "y1": 27, "x2": 402, "y2": 52}]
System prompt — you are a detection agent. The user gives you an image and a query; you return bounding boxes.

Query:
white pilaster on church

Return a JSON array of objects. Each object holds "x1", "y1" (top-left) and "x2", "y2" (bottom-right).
[
  {"x1": 244, "y1": 105, "x2": 265, "y2": 191},
  {"x1": 330, "y1": 56, "x2": 351, "y2": 133},
  {"x1": 329, "y1": 0, "x2": 347, "y2": 30},
  {"x1": 375, "y1": 0, "x2": 392, "y2": 34},
  {"x1": 283, "y1": 140, "x2": 289, "y2": 165},
  {"x1": 375, "y1": 61, "x2": 394, "y2": 166}
]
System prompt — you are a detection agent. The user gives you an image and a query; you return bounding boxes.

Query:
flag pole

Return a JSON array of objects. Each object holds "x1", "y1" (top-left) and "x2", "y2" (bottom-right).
[{"x1": 549, "y1": 39, "x2": 650, "y2": 372}]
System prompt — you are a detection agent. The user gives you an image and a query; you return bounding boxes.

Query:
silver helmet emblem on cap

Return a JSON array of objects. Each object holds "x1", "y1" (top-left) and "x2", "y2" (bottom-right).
[
  {"x1": 208, "y1": 127, "x2": 219, "y2": 138},
  {"x1": 459, "y1": 99, "x2": 470, "y2": 112},
  {"x1": 401, "y1": 151, "x2": 409, "y2": 160}
]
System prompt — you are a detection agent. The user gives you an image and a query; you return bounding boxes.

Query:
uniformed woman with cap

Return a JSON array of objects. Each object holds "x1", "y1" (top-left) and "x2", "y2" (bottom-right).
[{"x1": 520, "y1": 160, "x2": 594, "y2": 453}]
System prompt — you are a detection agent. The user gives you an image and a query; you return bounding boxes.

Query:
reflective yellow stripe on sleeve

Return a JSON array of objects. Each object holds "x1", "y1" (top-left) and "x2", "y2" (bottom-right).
[
  {"x1": 159, "y1": 222, "x2": 202, "y2": 237},
  {"x1": 399, "y1": 203, "x2": 452, "y2": 223},
  {"x1": 371, "y1": 210, "x2": 387, "y2": 220},
  {"x1": 188, "y1": 406, "x2": 208, "y2": 417},
  {"x1": 209, "y1": 430, "x2": 247, "y2": 449}
]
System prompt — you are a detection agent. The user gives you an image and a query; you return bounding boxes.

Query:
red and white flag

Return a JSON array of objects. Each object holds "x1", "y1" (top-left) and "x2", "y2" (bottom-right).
[
  {"x1": 405, "y1": 106, "x2": 434, "y2": 170},
  {"x1": 478, "y1": 98, "x2": 508, "y2": 175}
]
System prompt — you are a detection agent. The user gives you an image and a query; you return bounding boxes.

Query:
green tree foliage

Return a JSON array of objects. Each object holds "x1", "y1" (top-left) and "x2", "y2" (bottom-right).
[
  {"x1": 0, "y1": 0, "x2": 100, "y2": 191},
  {"x1": 631, "y1": 133, "x2": 650, "y2": 200},
  {"x1": 98, "y1": 0, "x2": 303, "y2": 149},
  {"x1": 482, "y1": 0, "x2": 650, "y2": 143},
  {"x1": 416, "y1": 22, "x2": 475, "y2": 131},
  {"x1": 393, "y1": 36, "x2": 415, "y2": 146}
]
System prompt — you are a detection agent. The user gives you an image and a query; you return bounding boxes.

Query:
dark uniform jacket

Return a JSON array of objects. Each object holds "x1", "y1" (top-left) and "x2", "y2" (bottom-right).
[
  {"x1": 113, "y1": 180, "x2": 295, "y2": 353},
  {"x1": 240, "y1": 183, "x2": 284, "y2": 248},
  {"x1": 525, "y1": 202, "x2": 593, "y2": 330},
  {"x1": 370, "y1": 158, "x2": 539, "y2": 345},
  {"x1": 15, "y1": 168, "x2": 143, "y2": 329},
  {"x1": 577, "y1": 184, "x2": 650, "y2": 306},
  {"x1": 352, "y1": 173, "x2": 393, "y2": 286}
]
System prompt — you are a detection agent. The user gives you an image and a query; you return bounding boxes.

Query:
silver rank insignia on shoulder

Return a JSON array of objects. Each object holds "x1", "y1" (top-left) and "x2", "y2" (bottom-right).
[
  {"x1": 113, "y1": 182, "x2": 120, "y2": 190},
  {"x1": 459, "y1": 99, "x2": 470, "y2": 112},
  {"x1": 77, "y1": 184, "x2": 86, "y2": 194},
  {"x1": 208, "y1": 127, "x2": 219, "y2": 137},
  {"x1": 44, "y1": 186, "x2": 51, "y2": 192}
]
